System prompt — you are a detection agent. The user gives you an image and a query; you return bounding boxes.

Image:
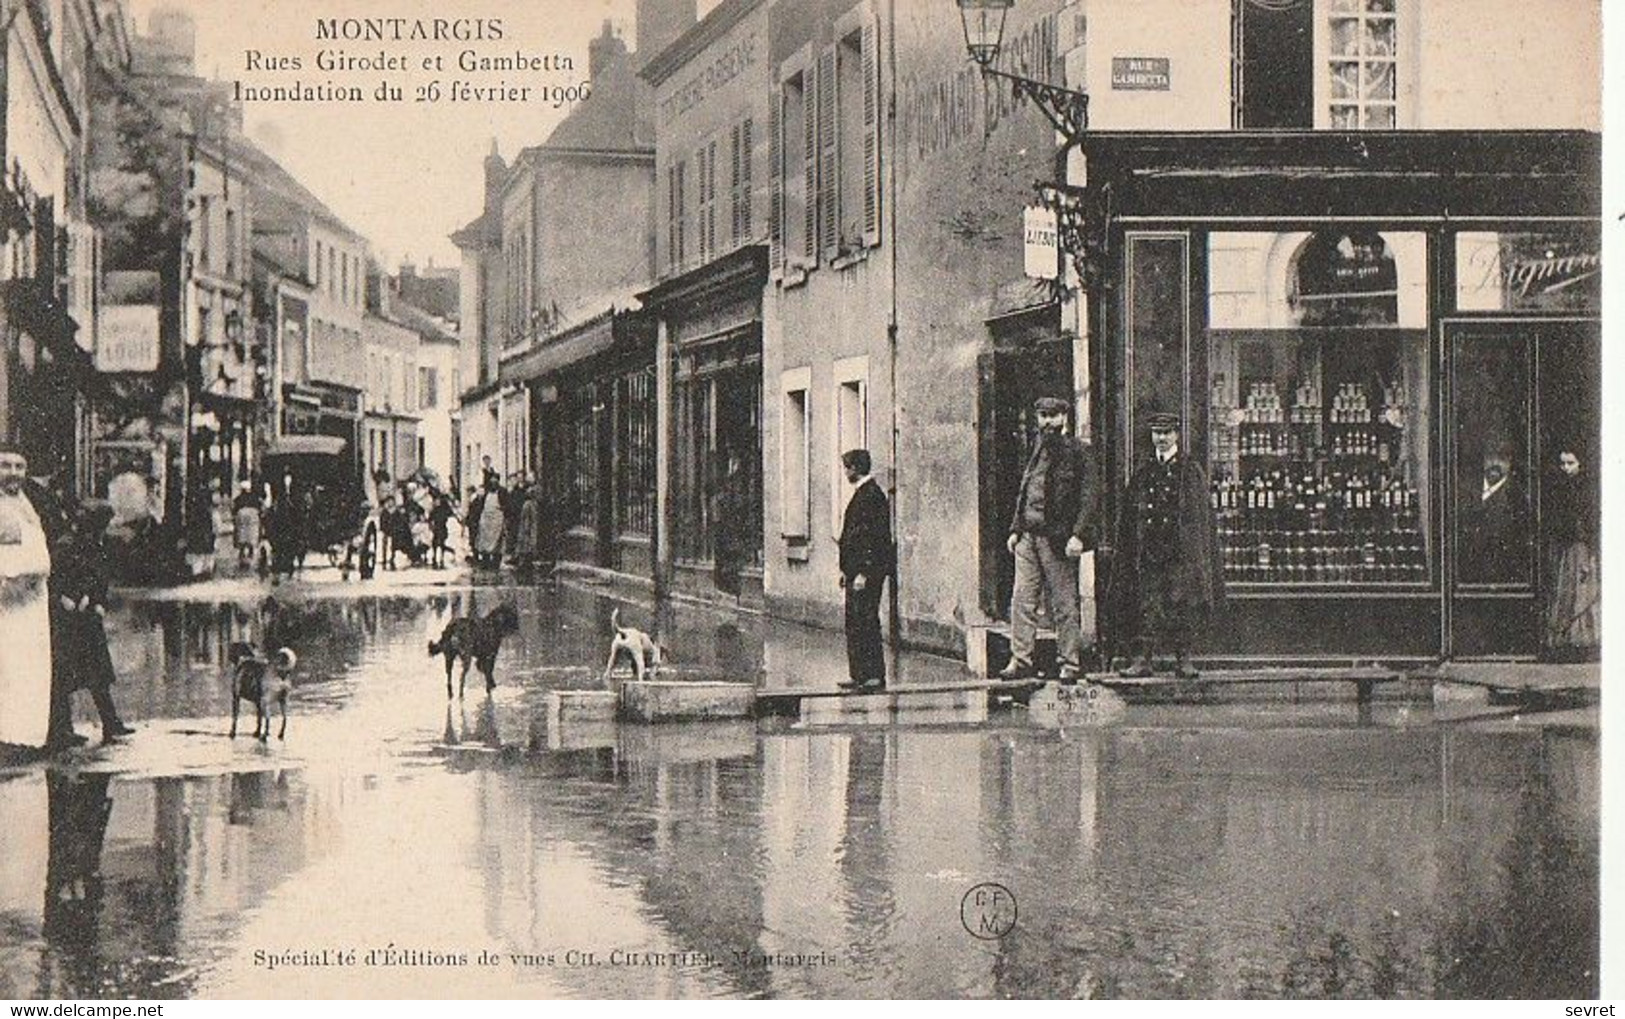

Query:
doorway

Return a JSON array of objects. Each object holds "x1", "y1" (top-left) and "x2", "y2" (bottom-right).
[{"x1": 1444, "y1": 320, "x2": 1598, "y2": 658}]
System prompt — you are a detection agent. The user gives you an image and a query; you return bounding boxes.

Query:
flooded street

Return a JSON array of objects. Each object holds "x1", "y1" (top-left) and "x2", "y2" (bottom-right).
[{"x1": 0, "y1": 579, "x2": 1599, "y2": 999}]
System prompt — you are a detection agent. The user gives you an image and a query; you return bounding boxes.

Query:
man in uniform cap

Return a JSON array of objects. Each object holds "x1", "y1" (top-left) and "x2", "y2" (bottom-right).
[
  {"x1": 998, "y1": 395, "x2": 1102, "y2": 684},
  {"x1": 1110, "y1": 411, "x2": 1223, "y2": 679}
]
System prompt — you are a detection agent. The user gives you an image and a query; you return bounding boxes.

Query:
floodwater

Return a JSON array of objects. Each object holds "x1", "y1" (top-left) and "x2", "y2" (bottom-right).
[{"x1": 0, "y1": 582, "x2": 1599, "y2": 999}]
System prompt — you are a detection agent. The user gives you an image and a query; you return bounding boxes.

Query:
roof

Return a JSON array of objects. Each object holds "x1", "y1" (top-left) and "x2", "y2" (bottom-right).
[
  {"x1": 232, "y1": 135, "x2": 367, "y2": 242},
  {"x1": 450, "y1": 208, "x2": 500, "y2": 248},
  {"x1": 533, "y1": 47, "x2": 653, "y2": 156},
  {"x1": 389, "y1": 299, "x2": 459, "y2": 346},
  {"x1": 640, "y1": 0, "x2": 766, "y2": 87}
]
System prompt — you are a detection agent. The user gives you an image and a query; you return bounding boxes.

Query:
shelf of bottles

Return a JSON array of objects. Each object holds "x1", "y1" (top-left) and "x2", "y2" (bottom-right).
[{"x1": 1211, "y1": 379, "x2": 1427, "y2": 586}]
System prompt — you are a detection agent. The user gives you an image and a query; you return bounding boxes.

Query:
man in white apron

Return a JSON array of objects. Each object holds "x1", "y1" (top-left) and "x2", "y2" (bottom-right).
[{"x1": 0, "y1": 444, "x2": 54, "y2": 750}]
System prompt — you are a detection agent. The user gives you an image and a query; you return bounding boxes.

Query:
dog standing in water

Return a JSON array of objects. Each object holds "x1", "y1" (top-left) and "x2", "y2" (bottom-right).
[
  {"x1": 229, "y1": 643, "x2": 298, "y2": 741},
  {"x1": 602, "y1": 607, "x2": 663, "y2": 687},
  {"x1": 429, "y1": 603, "x2": 520, "y2": 698}
]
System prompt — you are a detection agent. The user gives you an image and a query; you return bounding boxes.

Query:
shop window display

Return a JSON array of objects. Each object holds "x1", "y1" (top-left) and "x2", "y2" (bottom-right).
[{"x1": 1207, "y1": 230, "x2": 1430, "y2": 587}]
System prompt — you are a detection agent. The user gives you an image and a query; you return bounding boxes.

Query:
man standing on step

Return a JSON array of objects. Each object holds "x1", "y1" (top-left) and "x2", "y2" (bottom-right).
[
  {"x1": 1111, "y1": 411, "x2": 1223, "y2": 680},
  {"x1": 838, "y1": 449, "x2": 893, "y2": 692},
  {"x1": 998, "y1": 396, "x2": 1102, "y2": 685}
]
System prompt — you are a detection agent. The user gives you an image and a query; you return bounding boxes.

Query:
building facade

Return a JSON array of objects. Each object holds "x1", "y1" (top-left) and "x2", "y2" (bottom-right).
[{"x1": 640, "y1": 0, "x2": 769, "y2": 605}]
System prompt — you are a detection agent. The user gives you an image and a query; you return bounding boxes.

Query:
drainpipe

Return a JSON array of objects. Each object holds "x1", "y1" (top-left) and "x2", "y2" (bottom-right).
[{"x1": 885, "y1": 0, "x2": 902, "y2": 659}]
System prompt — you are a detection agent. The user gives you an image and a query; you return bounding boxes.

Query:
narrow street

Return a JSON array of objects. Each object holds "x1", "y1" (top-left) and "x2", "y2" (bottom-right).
[{"x1": 0, "y1": 567, "x2": 1599, "y2": 999}]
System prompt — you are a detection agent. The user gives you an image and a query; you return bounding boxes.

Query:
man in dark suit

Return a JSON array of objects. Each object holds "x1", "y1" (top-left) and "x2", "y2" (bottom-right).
[
  {"x1": 837, "y1": 449, "x2": 894, "y2": 691},
  {"x1": 999, "y1": 396, "x2": 1102, "y2": 684}
]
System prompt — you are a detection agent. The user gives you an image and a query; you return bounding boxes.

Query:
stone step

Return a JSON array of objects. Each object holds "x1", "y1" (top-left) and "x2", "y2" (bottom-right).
[
  {"x1": 799, "y1": 685, "x2": 990, "y2": 726},
  {"x1": 620, "y1": 680, "x2": 756, "y2": 723}
]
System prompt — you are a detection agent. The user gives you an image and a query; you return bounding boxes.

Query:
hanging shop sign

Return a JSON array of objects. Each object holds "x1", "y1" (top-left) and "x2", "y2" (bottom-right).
[
  {"x1": 1023, "y1": 204, "x2": 1060, "y2": 281},
  {"x1": 95, "y1": 304, "x2": 161, "y2": 372}
]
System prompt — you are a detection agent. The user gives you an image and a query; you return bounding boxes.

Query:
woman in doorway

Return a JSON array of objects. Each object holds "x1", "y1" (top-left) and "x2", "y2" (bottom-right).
[
  {"x1": 475, "y1": 476, "x2": 506, "y2": 568},
  {"x1": 1543, "y1": 447, "x2": 1599, "y2": 661}
]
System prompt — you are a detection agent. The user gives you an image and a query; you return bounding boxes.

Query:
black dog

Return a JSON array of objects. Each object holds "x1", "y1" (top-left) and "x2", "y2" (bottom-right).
[{"x1": 428, "y1": 604, "x2": 520, "y2": 698}]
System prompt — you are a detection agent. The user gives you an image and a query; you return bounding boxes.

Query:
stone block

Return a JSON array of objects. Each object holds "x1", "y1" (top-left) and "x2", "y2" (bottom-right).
[
  {"x1": 619, "y1": 680, "x2": 756, "y2": 723},
  {"x1": 546, "y1": 689, "x2": 619, "y2": 724},
  {"x1": 1026, "y1": 682, "x2": 1126, "y2": 728}
]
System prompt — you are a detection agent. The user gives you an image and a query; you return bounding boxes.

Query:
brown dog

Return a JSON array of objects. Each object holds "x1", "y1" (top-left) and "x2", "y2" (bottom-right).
[
  {"x1": 429, "y1": 603, "x2": 520, "y2": 698},
  {"x1": 228, "y1": 642, "x2": 297, "y2": 741}
]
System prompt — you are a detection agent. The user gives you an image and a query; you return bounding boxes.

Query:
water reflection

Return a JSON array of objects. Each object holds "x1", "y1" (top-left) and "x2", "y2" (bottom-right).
[{"x1": 2, "y1": 584, "x2": 1599, "y2": 998}]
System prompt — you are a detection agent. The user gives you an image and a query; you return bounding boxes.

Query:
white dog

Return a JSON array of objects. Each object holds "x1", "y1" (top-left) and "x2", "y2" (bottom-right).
[{"x1": 602, "y1": 607, "x2": 663, "y2": 686}]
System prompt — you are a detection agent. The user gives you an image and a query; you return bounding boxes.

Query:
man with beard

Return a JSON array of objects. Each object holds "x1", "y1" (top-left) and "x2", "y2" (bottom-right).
[
  {"x1": 1111, "y1": 412, "x2": 1223, "y2": 679},
  {"x1": 0, "y1": 444, "x2": 57, "y2": 751},
  {"x1": 997, "y1": 397, "x2": 1101, "y2": 685}
]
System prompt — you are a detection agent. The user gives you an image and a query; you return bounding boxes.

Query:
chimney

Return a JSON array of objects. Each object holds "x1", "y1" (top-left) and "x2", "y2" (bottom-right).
[
  {"x1": 588, "y1": 20, "x2": 628, "y2": 82},
  {"x1": 483, "y1": 139, "x2": 507, "y2": 215},
  {"x1": 635, "y1": 0, "x2": 696, "y2": 69}
]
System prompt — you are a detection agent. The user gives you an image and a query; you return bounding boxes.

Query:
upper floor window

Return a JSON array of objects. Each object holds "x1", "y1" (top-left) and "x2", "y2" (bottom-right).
[
  {"x1": 772, "y1": 5, "x2": 880, "y2": 279},
  {"x1": 1233, "y1": 0, "x2": 1314, "y2": 129},
  {"x1": 1328, "y1": 0, "x2": 1397, "y2": 129},
  {"x1": 314, "y1": 239, "x2": 323, "y2": 285}
]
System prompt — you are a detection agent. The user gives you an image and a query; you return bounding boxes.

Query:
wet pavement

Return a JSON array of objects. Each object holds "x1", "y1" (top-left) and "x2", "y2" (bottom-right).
[{"x1": 0, "y1": 569, "x2": 1600, "y2": 999}]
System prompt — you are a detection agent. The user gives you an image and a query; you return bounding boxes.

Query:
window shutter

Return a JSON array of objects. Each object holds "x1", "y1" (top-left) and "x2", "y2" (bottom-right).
[
  {"x1": 802, "y1": 66, "x2": 818, "y2": 266},
  {"x1": 740, "y1": 118, "x2": 754, "y2": 240},
  {"x1": 768, "y1": 91, "x2": 783, "y2": 274},
  {"x1": 818, "y1": 45, "x2": 839, "y2": 262},
  {"x1": 730, "y1": 123, "x2": 742, "y2": 245},
  {"x1": 861, "y1": 13, "x2": 881, "y2": 248},
  {"x1": 707, "y1": 139, "x2": 718, "y2": 258}
]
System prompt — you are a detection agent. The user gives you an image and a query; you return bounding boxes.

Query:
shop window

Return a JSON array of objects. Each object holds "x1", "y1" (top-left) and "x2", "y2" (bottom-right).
[
  {"x1": 1328, "y1": 0, "x2": 1397, "y2": 129},
  {"x1": 781, "y1": 369, "x2": 811, "y2": 540},
  {"x1": 1455, "y1": 228, "x2": 1600, "y2": 314},
  {"x1": 831, "y1": 360, "x2": 868, "y2": 534},
  {"x1": 1232, "y1": 0, "x2": 1313, "y2": 129},
  {"x1": 615, "y1": 368, "x2": 656, "y2": 538},
  {"x1": 567, "y1": 387, "x2": 599, "y2": 532},
  {"x1": 1206, "y1": 230, "x2": 1432, "y2": 588}
]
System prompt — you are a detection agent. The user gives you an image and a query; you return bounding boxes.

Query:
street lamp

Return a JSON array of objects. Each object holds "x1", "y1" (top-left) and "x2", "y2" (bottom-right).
[{"x1": 956, "y1": 0, "x2": 1090, "y2": 146}]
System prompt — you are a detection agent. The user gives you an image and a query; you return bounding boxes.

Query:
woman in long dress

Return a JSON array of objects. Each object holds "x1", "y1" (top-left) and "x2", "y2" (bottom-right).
[
  {"x1": 0, "y1": 448, "x2": 55, "y2": 750},
  {"x1": 1544, "y1": 448, "x2": 1600, "y2": 659},
  {"x1": 475, "y1": 480, "x2": 506, "y2": 567}
]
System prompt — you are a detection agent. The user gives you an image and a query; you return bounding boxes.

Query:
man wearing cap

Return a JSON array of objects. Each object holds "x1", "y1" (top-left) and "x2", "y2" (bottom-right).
[
  {"x1": 998, "y1": 396, "x2": 1102, "y2": 684},
  {"x1": 1111, "y1": 412, "x2": 1223, "y2": 679}
]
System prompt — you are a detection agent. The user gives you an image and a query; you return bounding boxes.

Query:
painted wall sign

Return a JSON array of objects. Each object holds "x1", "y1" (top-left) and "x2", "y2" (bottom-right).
[
  {"x1": 1023, "y1": 205, "x2": 1059, "y2": 280},
  {"x1": 1111, "y1": 56, "x2": 1170, "y2": 90},
  {"x1": 95, "y1": 304, "x2": 161, "y2": 372}
]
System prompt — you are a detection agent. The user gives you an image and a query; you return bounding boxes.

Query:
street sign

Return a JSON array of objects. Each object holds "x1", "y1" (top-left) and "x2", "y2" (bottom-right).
[
  {"x1": 1023, "y1": 205, "x2": 1059, "y2": 281},
  {"x1": 1111, "y1": 57, "x2": 1171, "y2": 90}
]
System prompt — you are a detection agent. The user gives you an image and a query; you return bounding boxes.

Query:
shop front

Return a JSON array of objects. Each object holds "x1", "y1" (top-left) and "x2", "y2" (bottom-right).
[
  {"x1": 508, "y1": 308, "x2": 657, "y2": 579},
  {"x1": 639, "y1": 245, "x2": 766, "y2": 607},
  {"x1": 1086, "y1": 131, "x2": 1600, "y2": 663}
]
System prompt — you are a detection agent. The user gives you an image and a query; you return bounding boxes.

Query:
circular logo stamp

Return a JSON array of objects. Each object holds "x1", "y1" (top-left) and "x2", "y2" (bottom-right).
[{"x1": 960, "y1": 882, "x2": 1018, "y2": 940}]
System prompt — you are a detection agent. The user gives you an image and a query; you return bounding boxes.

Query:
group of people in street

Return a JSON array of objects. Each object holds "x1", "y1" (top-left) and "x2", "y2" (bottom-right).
[
  {"x1": 466, "y1": 456, "x2": 554, "y2": 571},
  {"x1": 833, "y1": 398, "x2": 1227, "y2": 692},
  {"x1": 0, "y1": 444, "x2": 133, "y2": 756},
  {"x1": 375, "y1": 473, "x2": 459, "y2": 571},
  {"x1": 993, "y1": 398, "x2": 1221, "y2": 684}
]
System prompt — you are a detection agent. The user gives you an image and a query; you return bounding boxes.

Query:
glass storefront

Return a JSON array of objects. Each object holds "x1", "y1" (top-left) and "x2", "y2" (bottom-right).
[{"x1": 1206, "y1": 230, "x2": 1431, "y2": 588}]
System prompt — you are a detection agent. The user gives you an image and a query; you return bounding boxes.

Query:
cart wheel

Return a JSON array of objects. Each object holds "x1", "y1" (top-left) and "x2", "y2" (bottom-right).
[{"x1": 359, "y1": 523, "x2": 378, "y2": 579}]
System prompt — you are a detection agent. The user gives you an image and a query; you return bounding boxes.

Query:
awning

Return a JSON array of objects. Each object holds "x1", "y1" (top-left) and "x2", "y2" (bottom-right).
[
  {"x1": 264, "y1": 434, "x2": 347, "y2": 457},
  {"x1": 499, "y1": 314, "x2": 615, "y2": 386}
]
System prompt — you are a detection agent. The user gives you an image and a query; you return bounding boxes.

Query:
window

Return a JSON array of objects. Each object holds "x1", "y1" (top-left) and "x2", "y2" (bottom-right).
[
  {"x1": 418, "y1": 366, "x2": 438, "y2": 409},
  {"x1": 616, "y1": 368, "x2": 656, "y2": 537},
  {"x1": 340, "y1": 253, "x2": 349, "y2": 306},
  {"x1": 567, "y1": 384, "x2": 599, "y2": 531},
  {"x1": 1232, "y1": 0, "x2": 1313, "y2": 129},
  {"x1": 197, "y1": 196, "x2": 211, "y2": 271},
  {"x1": 1328, "y1": 0, "x2": 1397, "y2": 129},
  {"x1": 696, "y1": 140, "x2": 717, "y2": 265},
  {"x1": 225, "y1": 208, "x2": 237, "y2": 277},
  {"x1": 1205, "y1": 231, "x2": 1432, "y2": 588},
  {"x1": 780, "y1": 65, "x2": 811, "y2": 272},
  {"x1": 781, "y1": 368, "x2": 812, "y2": 539},
  {"x1": 328, "y1": 247, "x2": 336, "y2": 298},
  {"x1": 1454, "y1": 228, "x2": 1600, "y2": 314},
  {"x1": 314, "y1": 240, "x2": 322, "y2": 285},
  {"x1": 831, "y1": 358, "x2": 869, "y2": 533},
  {"x1": 666, "y1": 160, "x2": 688, "y2": 272}
]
